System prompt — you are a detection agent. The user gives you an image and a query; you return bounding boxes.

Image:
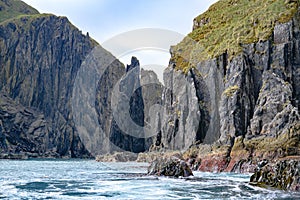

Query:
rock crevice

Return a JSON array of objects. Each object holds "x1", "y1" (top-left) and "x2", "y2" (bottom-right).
[{"x1": 150, "y1": 1, "x2": 300, "y2": 179}]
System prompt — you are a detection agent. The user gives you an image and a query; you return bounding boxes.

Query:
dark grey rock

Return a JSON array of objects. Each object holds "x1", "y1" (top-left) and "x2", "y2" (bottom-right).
[
  {"x1": 109, "y1": 57, "x2": 146, "y2": 153},
  {"x1": 219, "y1": 54, "x2": 256, "y2": 144},
  {"x1": 73, "y1": 46, "x2": 125, "y2": 156},
  {"x1": 148, "y1": 156, "x2": 193, "y2": 177},
  {"x1": 248, "y1": 71, "x2": 299, "y2": 136},
  {"x1": 153, "y1": 10, "x2": 300, "y2": 154},
  {"x1": 250, "y1": 159, "x2": 300, "y2": 191},
  {"x1": 140, "y1": 68, "x2": 163, "y2": 149},
  {"x1": 156, "y1": 67, "x2": 204, "y2": 150},
  {"x1": 104, "y1": 57, "x2": 163, "y2": 154},
  {"x1": 0, "y1": 7, "x2": 120, "y2": 158},
  {"x1": 0, "y1": 94, "x2": 72, "y2": 158}
]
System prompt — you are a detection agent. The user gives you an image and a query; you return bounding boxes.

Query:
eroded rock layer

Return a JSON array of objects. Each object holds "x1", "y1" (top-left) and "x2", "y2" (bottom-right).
[{"x1": 151, "y1": 0, "x2": 300, "y2": 179}]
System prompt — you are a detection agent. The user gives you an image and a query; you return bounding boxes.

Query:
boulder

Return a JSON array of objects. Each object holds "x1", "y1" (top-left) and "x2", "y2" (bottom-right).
[
  {"x1": 250, "y1": 159, "x2": 300, "y2": 191},
  {"x1": 148, "y1": 156, "x2": 193, "y2": 177}
]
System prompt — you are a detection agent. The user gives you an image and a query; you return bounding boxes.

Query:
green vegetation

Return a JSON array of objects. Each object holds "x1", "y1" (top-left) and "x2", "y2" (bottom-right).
[
  {"x1": 0, "y1": 0, "x2": 39, "y2": 23},
  {"x1": 244, "y1": 125, "x2": 300, "y2": 155},
  {"x1": 172, "y1": 0, "x2": 299, "y2": 72},
  {"x1": 176, "y1": 110, "x2": 181, "y2": 118},
  {"x1": 0, "y1": 13, "x2": 56, "y2": 32},
  {"x1": 3, "y1": 13, "x2": 54, "y2": 24},
  {"x1": 223, "y1": 85, "x2": 239, "y2": 97}
]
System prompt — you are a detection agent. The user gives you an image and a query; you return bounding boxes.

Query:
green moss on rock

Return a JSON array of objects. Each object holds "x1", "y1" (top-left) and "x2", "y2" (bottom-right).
[
  {"x1": 172, "y1": 0, "x2": 299, "y2": 72},
  {"x1": 244, "y1": 124, "x2": 300, "y2": 158},
  {"x1": 250, "y1": 159, "x2": 300, "y2": 191},
  {"x1": 0, "y1": 0, "x2": 39, "y2": 23}
]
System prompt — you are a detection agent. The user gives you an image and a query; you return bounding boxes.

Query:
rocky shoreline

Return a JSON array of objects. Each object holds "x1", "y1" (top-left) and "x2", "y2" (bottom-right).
[
  {"x1": 2, "y1": 149, "x2": 299, "y2": 192},
  {"x1": 250, "y1": 159, "x2": 300, "y2": 191},
  {"x1": 95, "y1": 150, "x2": 300, "y2": 192},
  {"x1": 1, "y1": 0, "x2": 299, "y2": 193},
  {"x1": 0, "y1": 151, "x2": 92, "y2": 159}
]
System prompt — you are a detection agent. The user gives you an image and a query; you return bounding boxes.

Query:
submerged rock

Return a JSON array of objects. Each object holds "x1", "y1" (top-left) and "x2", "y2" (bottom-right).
[
  {"x1": 148, "y1": 155, "x2": 193, "y2": 177},
  {"x1": 250, "y1": 159, "x2": 300, "y2": 191}
]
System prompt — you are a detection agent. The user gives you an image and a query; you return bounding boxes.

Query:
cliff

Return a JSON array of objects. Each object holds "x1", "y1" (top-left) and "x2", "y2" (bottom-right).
[
  {"x1": 0, "y1": 0, "x2": 165, "y2": 158},
  {"x1": 0, "y1": 0, "x2": 126, "y2": 158},
  {"x1": 107, "y1": 57, "x2": 163, "y2": 153},
  {"x1": 2, "y1": 0, "x2": 299, "y2": 164},
  {"x1": 109, "y1": 57, "x2": 146, "y2": 153},
  {"x1": 152, "y1": 0, "x2": 300, "y2": 173},
  {"x1": 0, "y1": 0, "x2": 38, "y2": 23}
]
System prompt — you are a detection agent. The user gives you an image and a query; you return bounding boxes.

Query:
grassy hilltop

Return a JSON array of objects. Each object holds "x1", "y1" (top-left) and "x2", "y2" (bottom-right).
[{"x1": 172, "y1": 0, "x2": 299, "y2": 73}]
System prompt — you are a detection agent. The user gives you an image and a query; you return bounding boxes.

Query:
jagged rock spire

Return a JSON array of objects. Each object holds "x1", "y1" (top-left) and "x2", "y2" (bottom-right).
[{"x1": 126, "y1": 56, "x2": 140, "y2": 72}]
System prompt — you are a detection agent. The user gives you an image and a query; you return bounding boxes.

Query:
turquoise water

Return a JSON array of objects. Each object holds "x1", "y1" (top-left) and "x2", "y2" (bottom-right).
[{"x1": 0, "y1": 160, "x2": 299, "y2": 199}]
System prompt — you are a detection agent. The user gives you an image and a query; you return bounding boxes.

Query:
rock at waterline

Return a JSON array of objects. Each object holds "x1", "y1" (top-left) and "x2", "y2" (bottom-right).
[
  {"x1": 96, "y1": 152, "x2": 138, "y2": 162},
  {"x1": 250, "y1": 159, "x2": 300, "y2": 191},
  {"x1": 148, "y1": 156, "x2": 193, "y2": 177}
]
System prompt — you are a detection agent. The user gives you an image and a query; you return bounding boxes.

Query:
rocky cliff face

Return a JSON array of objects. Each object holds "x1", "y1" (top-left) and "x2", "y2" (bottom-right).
[
  {"x1": 0, "y1": 0, "x2": 165, "y2": 158},
  {"x1": 0, "y1": 0, "x2": 38, "y2": 23},
  {"x1": 2, "y1": 0, "x2": 298, "y2": 164},
  {"x1": 0, "y1": 93, "x2": 50, "y2": 158},
  {"x1": 108, "y1": 57, "x2": 163, "y2": 153},
  {"x1": 152, "y1": 0, "x2": 300, "y2": 173},
  {"x1": 109, "y1": 57, "x2": 146, "y2": 153},
  {"x1": 140, "y1": 68, "x2": 163, "y2": 149},
  {"x1": 0, "y1": 0, "x2": 126, "y2": 158},
  {"x1": 250, "y1": 159, "x2": 300, "y2": 191},
  {"x1": 153, "y1": 66, "x2": 208, "y2": 151}
]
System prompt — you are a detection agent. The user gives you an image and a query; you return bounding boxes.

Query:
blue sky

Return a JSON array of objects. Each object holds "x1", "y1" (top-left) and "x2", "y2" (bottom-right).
[{"x1": 22, "y1": 0, "x2": 218, "y2": 81}]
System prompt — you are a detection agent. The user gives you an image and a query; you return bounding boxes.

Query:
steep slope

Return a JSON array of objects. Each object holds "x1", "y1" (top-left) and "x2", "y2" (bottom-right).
[
  {"x1": 94, "y1": 57, "x2": 163, "y2": 159},
  {"x1": 0, "y1": 0, "x2": 125, "y2": 158},
  {"x1": 109, "y1": 57, "x2": 145, "y2": 153},
  {"x1": 107, "y1": 57, "x2": 163, "y2": 153},
  {"x1": 0, "y1": 94, "x2": 51, "y2": 159},
  {"x1": 153, "y1": 0, "x2": 300, "y2": 172},
  {"x1": 140, "y1": 68, "x2": 163, "y2": 149},
  {"x1": 0, "y1": 0, "x2": 38, "y2": 23}
]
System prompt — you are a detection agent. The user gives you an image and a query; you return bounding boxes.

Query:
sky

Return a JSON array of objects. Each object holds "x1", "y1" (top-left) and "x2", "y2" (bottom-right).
[{"x1": 22, "y1": 0, "x2": 218, "y2": 82}]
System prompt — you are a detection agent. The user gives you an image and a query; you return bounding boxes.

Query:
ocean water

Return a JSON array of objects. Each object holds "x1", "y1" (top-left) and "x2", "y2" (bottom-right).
[{"x1": 0, "y1": 160, "x2": 299, "y2": 199}]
